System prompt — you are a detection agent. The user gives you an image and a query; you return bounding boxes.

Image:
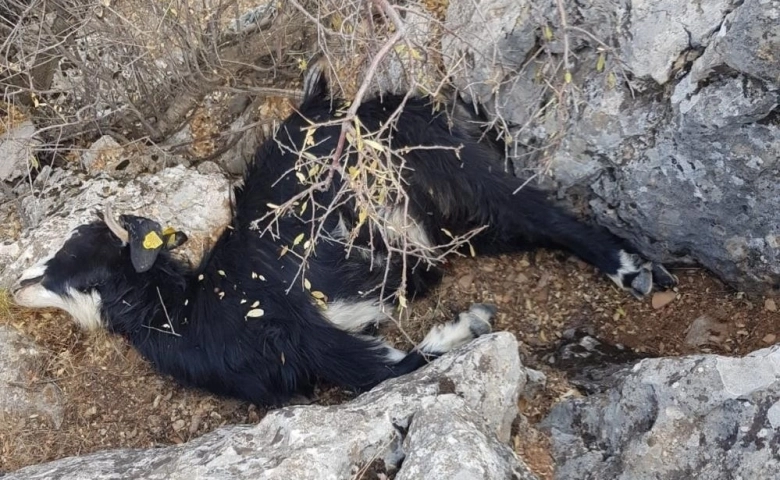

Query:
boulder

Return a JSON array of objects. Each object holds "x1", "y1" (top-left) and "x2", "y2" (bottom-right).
[
  {"x1": 542, "y1": 345, "x2": 780, "y2": 480},
  {"x1": 4, "y1": 333, "x2": 540, "y2": 480},
  {"x1": 0, "y1": 165, "x2": 232, "y2": 288},
  {"x1": 442, "y1": 0, "x2": 780, "y2": 293}
]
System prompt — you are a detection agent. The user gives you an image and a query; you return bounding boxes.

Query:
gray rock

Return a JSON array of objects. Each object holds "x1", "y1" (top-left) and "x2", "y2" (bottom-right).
[
  {"x1": 442, "y1": 0, "x2": 780, "y2": 292},
  {"x1": 709, "y1": 0, "x2": 780, "y2": 85},
  {"x1": 0, "y1": 121, "x2": 41, "y2": 183},
  {"x1": 4, "y1": 333, "x2": 539, "y2": 480},
  {"x1": 80, "y1": 135, "x2": 122, "y2": 172},
  {"x1": 397, "y1": 396, "x2": 537, "y2": 480},
  {"x1": 0, "y1": 165, "x2": 231, "y2": 288},
  {"x1": 542, "y1": 345, "x2": 780, "y2": 480},
  {"x1": 0, "y1": 326, "x2": 63, "y2": 429},
  {"x1": 442, "y1": 0, "x2": 546, "y2": 129},
  {"x1": 619, "y1": 0, "x2": 732, "y2": 85}
]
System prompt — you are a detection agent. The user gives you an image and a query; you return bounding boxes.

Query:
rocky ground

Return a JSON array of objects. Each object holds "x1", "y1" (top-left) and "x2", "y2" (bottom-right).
[{"x1": 1, "y1": 248, "x2": 777, "y2": 476}]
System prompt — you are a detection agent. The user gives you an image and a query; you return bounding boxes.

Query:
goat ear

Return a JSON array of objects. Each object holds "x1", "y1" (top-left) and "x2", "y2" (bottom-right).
[
  {"x1": 120, "y1": 215, "x2": 165, "y2": 273},
  {"x1": 162, "y1": 227, "x2": 188, "y2": 250}
]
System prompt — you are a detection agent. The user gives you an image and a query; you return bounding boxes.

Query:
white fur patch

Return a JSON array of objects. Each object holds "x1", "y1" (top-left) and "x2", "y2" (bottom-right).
[
  {"x1": 417, "y1": 305, "x2": 494, "y2": 355},
  {"x1": 378, "y1": 207, "x2": 433, "y2": 250},
  {"x1": 324, "y1": 299, "x2": 389, "y2": 332},
  {"x1": 380, "y1": 343, "x2": 407, "y2": 363},
  {"x1": 607, "y1": 250, "x2": 641, "y2": 287},
  {"x1": 418, "y1": 313, "x2": 475, "y2": 354},
  {"x1": 331, "y1": 214, "x2": 350, "y2": 241},
  {"x1": 14, "y1": 284, "x2": 103, "y2": 331}
]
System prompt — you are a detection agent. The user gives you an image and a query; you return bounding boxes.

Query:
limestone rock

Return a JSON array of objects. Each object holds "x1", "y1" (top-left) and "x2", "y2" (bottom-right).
[{"x1": 542, "y1": 345, "x2": 780, "y2": 479}]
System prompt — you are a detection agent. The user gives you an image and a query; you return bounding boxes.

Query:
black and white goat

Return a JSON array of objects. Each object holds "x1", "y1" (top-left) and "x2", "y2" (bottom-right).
[{"x1": 12, "y1": 70, "x2": 676, "y2": 406}]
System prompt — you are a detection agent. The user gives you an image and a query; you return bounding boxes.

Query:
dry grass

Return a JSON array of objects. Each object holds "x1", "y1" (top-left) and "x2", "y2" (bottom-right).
[{"x1": 0, "y1": 102, "x2": 27, "y2": 137}]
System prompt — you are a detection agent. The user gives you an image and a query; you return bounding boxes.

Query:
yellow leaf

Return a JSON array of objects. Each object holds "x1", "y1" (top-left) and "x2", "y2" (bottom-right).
[
  {"x1": 304, "y1": 128, "x2": 316, "y2": 146},
  {"x1": 348, "y1": 166, "x2": 360, "y2": 180},
  {"x1": 293, "y1": 233, "x2": 305, "y2": 246},
  {"x1": 308, "y1": 165, "x2": 320, "y2": 178},
  {"x1": 363, "y1": 139, "x2": 385, "y2": 152},
  {"x1": 246, "y1": 308, "x2": 264, "y2": 318},
  {"x1": 469, "y1": 243, "x2": 476, "y2": 257},
  {"x1": 311, "y1": 290, "x2": 327, "y2": 300},
  {"x1": 330, "y1": 13, "x2": 343, "y2": 30},
  {"x1": 143, "y1": 231, "x2": 163, "y2": 250},
  {"x1": 354, "y1": 118, "x2": 364, "y2": 150},
  {"x1": 596, "y1": 52, "x2": 606, "y2": 72},
  {"x1": 304, "y1": 278, "x2": 311, "y2": 290},
  {"x1": 441, "y1": 228, "x2": 453, "y2": 238},
  {"x1": 280, "y1": 245, "x2": 289, "y2": 257},
  {"x1": 543, "y1": 25, "x2": 553, "y2": 41},
  {"x1": 357, "y1": 208, "x2": 368, "y2": 226},
  {"x1": 303, "y1": 239, "x2": 312, "y2": 250},
  {"x1": 218, "y1": 270, "x2": 226, "y2": 276},
  {"x1": 295, "y1": 171, "x2": 306, "y2": 183},
  {"x1": 267, "y1": 203, "x2": 280, "y2": 210},
  {"x1": 398, "y1": 295, "x2": 408, "y2": 309},
  {"x1": 281, "y1": 352, "x2": 286, "y2": 364},
  {"x1": 251, "y1": 301, "x2": 260, "y2": 308},
  {"x1": 607, "y1": 71, "x2": 617, "y2": 89},
  {"x1": 564, "y1": 71, "x2": 573, "y2": 84},
  {"x1": 300, "y1": 201, "x2": 308, "y2": 215}
]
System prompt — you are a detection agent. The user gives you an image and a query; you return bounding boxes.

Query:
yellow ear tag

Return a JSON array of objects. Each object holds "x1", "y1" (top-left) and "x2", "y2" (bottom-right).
[
  {"x1": 162, "y1": 227, "x2": 176, "y2": 236},
  {"x1": 143, "y1": 231, "x2": 164, "y2": 250}
]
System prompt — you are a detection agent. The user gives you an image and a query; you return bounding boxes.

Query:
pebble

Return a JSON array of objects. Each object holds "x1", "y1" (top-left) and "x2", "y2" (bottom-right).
[
  {"x1": 765, "y1": 298, "x2": 777, "y2": 312},
  {"x1": 651, "y1": 291, "x2": 676, "y2": 309},
  {"x1": 458, "y1": 274, "x2": 474, "y2": 289},
  {"x1": 762, "y1": 333, "x2": 777, "y2": 344}
]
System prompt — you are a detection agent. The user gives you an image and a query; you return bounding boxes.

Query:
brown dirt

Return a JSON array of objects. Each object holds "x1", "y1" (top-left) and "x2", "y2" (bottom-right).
[{"x1": 2, "y1": 250, "x2": 779, "y2": 476}]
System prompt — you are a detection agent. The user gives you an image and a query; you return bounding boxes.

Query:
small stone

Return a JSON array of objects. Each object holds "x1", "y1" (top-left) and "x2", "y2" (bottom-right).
[
  {"x1": 458, "y1": 274, "x2": 475, "y2": 289},
  {"x1": 765, "y1": 298, "x2": 777, "y2": 312},
  {"x1": 685, "y1": 315, "x2": 728, "y2": 347},
  {"x1": 762, "y1": 334, "x2": 776, "y2": 344},
  {"x1": 172, "y1": 419, "x2": 186, "y2": 431},
  {"x1": 652, "y1": 291, "x2": 676, "y2": 309}
]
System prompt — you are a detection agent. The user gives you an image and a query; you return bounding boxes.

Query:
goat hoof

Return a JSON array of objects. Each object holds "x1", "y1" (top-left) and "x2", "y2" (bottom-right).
[
  {"x1": 466, "y1": 303, "x2": 496, "y2": 337},
  {"x1": 609, "y1": 250, "x2": 678, "y2": 299},
  {"x1": 652, "y1": 263, "x2": 679, "y2": 289},
  {"x1": 629, "y1": 264, "x2": 654, "y2": 299}
]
